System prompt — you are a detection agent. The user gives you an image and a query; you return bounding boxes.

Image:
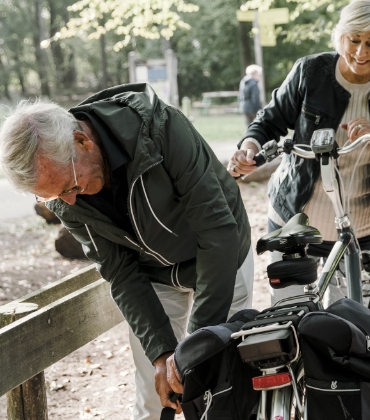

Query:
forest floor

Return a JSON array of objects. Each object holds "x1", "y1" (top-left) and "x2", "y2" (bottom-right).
[{"x1": 0, "y1": 180, "x2": 271, "y2": 420}]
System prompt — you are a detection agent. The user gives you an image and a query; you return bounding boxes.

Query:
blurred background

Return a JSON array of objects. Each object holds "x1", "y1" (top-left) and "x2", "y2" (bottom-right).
[{"x1": 0, "y1": 0, "x2": 344, "y2": 218}]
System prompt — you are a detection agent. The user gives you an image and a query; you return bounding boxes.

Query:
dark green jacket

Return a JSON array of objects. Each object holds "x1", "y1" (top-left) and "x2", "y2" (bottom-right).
[{"x1": 47, "y1": 83, "x2": 251, "y2": 363}]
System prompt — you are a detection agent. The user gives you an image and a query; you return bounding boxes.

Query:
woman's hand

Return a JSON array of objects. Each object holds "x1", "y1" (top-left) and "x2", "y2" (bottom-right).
[
  {"x1": 340, "y1": 117, "x2": 370, "y2": 142},
  {"x1": 227, "y1": 141, "x2": 260, "y2": 177}
]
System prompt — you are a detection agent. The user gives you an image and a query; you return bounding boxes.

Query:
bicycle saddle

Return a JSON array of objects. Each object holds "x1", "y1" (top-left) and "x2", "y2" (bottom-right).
[{"x1": 257, "y1": 213, "x2": 322, "y2": 255}]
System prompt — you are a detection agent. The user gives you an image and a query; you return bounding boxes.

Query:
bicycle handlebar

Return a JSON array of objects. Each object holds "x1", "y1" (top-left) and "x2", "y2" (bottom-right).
[{"x1": 253, "y1": 133, "x2": 370, "y2": 167}]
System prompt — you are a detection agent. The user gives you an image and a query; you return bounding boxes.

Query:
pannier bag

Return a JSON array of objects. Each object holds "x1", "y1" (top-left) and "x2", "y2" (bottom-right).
[
  {"x1": 298, "y1": 298, "x2": 370, "y2": 420},
  {"x1": 174, "y1": 309, "x2": 261, "y2": 420}
]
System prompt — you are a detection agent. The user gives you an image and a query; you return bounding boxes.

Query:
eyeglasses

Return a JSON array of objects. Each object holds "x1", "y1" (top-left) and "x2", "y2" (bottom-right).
[{"x1": 35, "y1": 158, "x2": 81, "y2": 203}]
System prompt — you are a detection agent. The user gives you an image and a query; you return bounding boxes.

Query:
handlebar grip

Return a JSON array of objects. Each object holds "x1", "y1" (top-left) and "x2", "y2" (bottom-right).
[{"x1": 254, "y1": 152, "x2": 266, "y2": 167}]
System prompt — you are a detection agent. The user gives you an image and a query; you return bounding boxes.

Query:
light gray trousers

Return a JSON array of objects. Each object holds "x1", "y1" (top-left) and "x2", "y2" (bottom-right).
[{"x1": 129, "y1": 247, "x2": 254, "y2": 420}]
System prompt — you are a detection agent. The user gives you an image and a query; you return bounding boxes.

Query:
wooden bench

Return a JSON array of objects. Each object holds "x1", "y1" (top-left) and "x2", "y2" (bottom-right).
[{"x1": 192, "y1": 91, "x2": 240, "y2": 115}]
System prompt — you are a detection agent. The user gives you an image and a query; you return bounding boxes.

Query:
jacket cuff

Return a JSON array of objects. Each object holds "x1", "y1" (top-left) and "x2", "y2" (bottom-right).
[
  {"x1": 187, "y1": 319, "x2": 208, "y2": 335},
  {"x1": 146, "y1": 339, "x2": 178, "y2": 364},
  {"x1": 239, "y1": 137, "x2": 262, "y2": 151}
]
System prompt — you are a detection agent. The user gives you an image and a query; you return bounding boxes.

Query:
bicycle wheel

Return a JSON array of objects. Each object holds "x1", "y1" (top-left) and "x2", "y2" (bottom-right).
[
  {"x1": 289, "y1": 359, "x2": 305, "y2": 419},
  {"x1": 268, "y1": 360, "x2": 305, "y2": 420}
]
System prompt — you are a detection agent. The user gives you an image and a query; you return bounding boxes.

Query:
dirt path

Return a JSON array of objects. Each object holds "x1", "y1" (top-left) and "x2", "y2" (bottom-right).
[{"x1": 0, "y1": 180, "x2": 270, "y2": 420}]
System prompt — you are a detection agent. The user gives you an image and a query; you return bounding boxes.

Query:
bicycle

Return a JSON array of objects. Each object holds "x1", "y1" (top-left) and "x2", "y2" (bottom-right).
[{"x1": 230, "y1": 128, "x2": 370, "y2": 420}]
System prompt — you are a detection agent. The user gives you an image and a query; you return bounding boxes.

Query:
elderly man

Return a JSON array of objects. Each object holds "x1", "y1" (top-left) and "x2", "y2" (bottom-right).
[{"x1": 0, "y1": 83, "x2": 253, "y2": 419}]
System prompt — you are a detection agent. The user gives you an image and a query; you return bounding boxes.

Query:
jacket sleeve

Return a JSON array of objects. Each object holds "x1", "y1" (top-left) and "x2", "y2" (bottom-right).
[
  {"x1": 156, "y1": 107, "x2": 243, "y2": 333},
  {"x1": 238, "y1": 57, "x2": 305, "y2": 149},
  {"x1": 55, "y1": 219, "x2": 179, "y2": 364}
]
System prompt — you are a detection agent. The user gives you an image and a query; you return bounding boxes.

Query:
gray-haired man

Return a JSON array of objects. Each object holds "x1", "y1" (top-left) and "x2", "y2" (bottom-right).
[{"x1": 0, "y1": 83, "x2": 254, "y2": 419}]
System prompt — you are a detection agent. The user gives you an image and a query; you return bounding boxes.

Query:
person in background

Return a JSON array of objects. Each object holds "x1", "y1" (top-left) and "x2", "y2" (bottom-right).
[
  {"x1": 229, "y1": 0, "x2": 370, "y2": 306},
  {"x1": 0, "y1": 83, "x2": 254, "y2": 419},
  {"x1": 239, "y1": 64, "x2": 263, "y2": 130}
]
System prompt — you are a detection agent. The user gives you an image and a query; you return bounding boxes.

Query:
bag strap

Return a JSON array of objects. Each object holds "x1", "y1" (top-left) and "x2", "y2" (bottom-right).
[
  {"x1": 160, "y1": 393, "x2": 182, "y2": 420},
  {"x1": 160, "y1": 407, "x2": 176, "y2": 420}
]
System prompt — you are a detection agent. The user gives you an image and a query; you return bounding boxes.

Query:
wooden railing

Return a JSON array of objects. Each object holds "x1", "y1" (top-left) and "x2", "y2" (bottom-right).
[
  {"x1": 192, "y1": 91, "x2": 240, "y2": 115},
  {"x1": 0, "y1": 265, "x2": 124, "y2": 419}
]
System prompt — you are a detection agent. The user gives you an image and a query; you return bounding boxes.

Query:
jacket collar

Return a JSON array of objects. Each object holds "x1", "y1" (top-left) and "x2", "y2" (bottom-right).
[{"x1": 70, "y1": 83, "x2": 163, "y2": 180}]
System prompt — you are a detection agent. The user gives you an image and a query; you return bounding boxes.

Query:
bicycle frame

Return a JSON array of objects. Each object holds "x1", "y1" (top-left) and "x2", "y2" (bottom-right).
[
  {"x1": 233, "y1": 132, "x2": 370, "y2": 420},
  {"x1": 291, "y1": 134, "x2": 369, "y2": 303}
]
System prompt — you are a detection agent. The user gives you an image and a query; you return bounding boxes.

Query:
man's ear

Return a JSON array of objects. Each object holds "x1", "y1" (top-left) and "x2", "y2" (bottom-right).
[{"x1": 73, "y1": 130, "x2": 94, "y2": 151}]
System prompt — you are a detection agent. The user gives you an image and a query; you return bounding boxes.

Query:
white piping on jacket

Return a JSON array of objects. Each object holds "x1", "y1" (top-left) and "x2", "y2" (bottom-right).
[
  {"x1": 125, "y1": 235, "x2": 170, "y2": 266},
  {"x1": 171, "y1": 264, "x2": 187, "y2": 290},
  {"x1": 139, "y1": 176, "x2": 178, "y2": 237},
  {"x1": 130, "y1": 176, "x2": 174, "y2": 266},
  {"x1": 85, "y1": 224, "x2": 99, "y2": 256}
]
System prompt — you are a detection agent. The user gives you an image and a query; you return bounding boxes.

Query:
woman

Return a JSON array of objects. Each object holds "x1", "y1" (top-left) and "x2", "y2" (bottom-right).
[{"x1": 228, "y1": 0, "x2": 370, "y2": 306}]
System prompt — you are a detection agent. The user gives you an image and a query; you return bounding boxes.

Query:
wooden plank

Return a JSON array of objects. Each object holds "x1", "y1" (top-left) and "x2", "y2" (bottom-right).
[
  {"x1": 0, "y1": 279, "x2": 124, "y2": 396},
  {"x1": 0, "y1": 265, "x2": 100, "y2": 311}
]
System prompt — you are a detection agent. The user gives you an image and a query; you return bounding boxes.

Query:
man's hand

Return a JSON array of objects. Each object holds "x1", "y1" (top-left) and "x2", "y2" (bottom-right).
[
  {"x1": 340, "y1": 116, "x2": 370, "y2": 142},
  {"x1": 166, "y1": 353, "x2": 183, "y2": 394},
  {"x1": 227, "y1": 141, "x2": 260, "y2": 177},
  {"x1": 153, "y1": 352, "x2": 182, "y2": 414}
]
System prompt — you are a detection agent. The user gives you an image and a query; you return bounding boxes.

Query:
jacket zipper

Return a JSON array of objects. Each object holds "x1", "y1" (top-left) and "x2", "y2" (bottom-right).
[
  {"x1": 128, "y1": 161, "x2": 174, "y2": 267},
  {"x1": 302, "y1": 107, "x2": 321, "y2": 125}
]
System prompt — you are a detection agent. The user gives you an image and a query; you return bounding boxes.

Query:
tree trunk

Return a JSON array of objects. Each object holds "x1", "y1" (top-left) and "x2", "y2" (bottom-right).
[
  {"x1": 0, "y1": 54, "x2": 11, "y2": 99},
  {"x1": 49, "y1": 0, "x2": 77, "y2": 90},
  {"x1": 238, "y1": 21, "x2": 253, "y2": 77},
  {"x1": 33, "y1": 0, "x2": 50, "y2": 96},
  {"x1": 100, "y1": 34, "x2": 108, "y2": 89}
]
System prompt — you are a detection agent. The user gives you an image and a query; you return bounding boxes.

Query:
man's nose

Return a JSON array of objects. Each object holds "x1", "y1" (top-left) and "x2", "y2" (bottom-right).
[{"x1": 60, "y1": 193, "x2": 77, "y2": 205}]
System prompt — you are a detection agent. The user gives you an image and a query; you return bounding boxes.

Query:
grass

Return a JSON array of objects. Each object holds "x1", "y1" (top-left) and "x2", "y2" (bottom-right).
[{"x1": 191, "y1": 113, "x2": 246, "y2": 142}]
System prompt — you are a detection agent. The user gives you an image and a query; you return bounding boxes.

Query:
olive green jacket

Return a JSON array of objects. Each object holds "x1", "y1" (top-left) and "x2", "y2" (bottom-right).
[{"x1": 47, "y1": 83, "x2": 251, "y2": 363}]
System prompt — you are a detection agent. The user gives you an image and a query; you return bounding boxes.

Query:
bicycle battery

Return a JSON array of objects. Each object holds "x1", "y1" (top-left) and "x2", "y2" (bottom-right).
[
  {"x1": 237, "y1": 301, "x2": 319, "y2": 369},
  {"x1": 238, "y1": 327, "x2": 296, "y2": 369}
]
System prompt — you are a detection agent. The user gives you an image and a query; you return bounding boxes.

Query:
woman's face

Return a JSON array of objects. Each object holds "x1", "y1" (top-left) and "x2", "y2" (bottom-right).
[{"x1": 340, "y1": 31, "x2": 370, "y2": 83}]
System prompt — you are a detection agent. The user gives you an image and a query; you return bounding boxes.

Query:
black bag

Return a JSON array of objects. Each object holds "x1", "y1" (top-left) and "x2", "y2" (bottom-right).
[
  {"x1": 174, "y1": 309, "x2": 261, "y2": 420},
  {"x1": 298, "y1": 298, "x2": 370, "y2": 420}
]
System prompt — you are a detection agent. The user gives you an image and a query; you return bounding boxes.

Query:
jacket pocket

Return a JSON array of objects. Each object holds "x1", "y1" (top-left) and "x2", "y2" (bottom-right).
[{"x1": 297, "y1": 105, "x2": 328, "y2": 143}]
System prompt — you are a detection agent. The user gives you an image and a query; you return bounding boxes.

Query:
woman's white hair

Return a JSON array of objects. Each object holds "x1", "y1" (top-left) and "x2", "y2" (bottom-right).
[
  {"x1": 0, "y1": 98, "x2": 79, "y2": 192},
  {"x1": 332, "y1": 0, "x2": 370, "y2": 55}
]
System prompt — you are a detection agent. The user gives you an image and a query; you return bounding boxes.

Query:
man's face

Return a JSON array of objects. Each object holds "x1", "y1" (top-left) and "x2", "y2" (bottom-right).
[{"x1": 33, "y1": 131, "x2": 106, "y2": 205}]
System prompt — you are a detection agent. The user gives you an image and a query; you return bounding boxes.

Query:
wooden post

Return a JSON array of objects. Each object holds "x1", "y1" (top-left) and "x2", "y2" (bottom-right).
[
  {"x1": 252, "y1": 11, "x2": 266, "y2": 106},
  {"x1": 0, "y1": 302, "x2": 48, "y2": 420}
]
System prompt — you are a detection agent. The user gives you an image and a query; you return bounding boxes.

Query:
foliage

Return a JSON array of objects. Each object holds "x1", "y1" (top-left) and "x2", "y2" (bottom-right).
[
  {"x1": 240, "y1": 0, "x2": 346, "y2": 44},
  {"x1": 0, "y1": 0, "x2": 347, "y2": 103},
  {"x1": 41, "y1": 0, "x2": 199, "y2": 52},
  {"x1": 171, "y1": 0, "x2": 248, "y2": 99}
]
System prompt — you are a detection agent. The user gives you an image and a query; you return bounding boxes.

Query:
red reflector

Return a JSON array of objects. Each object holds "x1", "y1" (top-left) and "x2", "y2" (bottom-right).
[
  {"x1": 270, "y1": 278, "x2": 281, "y2": 284},
  {"x1": 252, "y1": 372, "x2": 292, "y2": 390}
]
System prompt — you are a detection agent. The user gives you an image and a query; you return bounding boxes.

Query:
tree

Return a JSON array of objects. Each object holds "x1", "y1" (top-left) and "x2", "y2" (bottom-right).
[
  {"x1": 240, "y1": 0, "x2": 345, "y2": 45},
  {"x1": 34, "y1": 0, "x2": 51, "y2": 96},
  {"x1": 47, "y1": 0, "x2": 77, "y2": 90},
  {"x1": 0, "y1": 0, "x2": 44, "y2": 97},
  {"x1": 42, "y1": 0, "x2": 199, "y2": 50}
]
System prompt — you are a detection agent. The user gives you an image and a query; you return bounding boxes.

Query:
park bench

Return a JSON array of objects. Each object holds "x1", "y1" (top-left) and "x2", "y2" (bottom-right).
[
  {"x1": 0, "y1": 265, "x2": 124, "y2": 419},
  {"x1": 192, "y1": 91, "x2": 240, "y2": 115}
]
